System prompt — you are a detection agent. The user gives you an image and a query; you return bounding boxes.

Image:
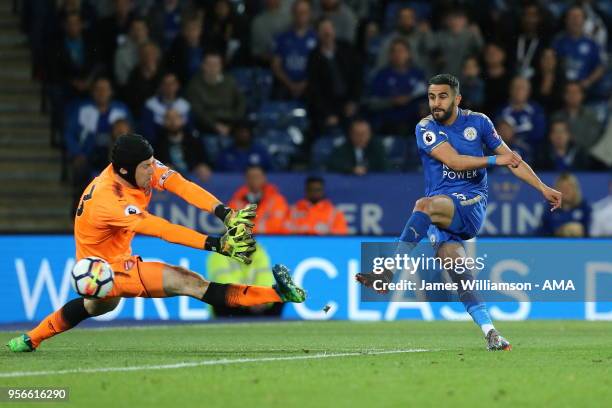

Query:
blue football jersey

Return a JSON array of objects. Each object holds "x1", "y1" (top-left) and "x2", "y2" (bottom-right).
[{"x1": 415, "y1": 108, "x2": 503, "y2": 198}]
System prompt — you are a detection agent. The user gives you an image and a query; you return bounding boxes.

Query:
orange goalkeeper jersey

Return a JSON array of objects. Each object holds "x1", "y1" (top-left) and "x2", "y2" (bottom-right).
[{"x1": 74, "y1": 160, "x2": 221, "y2": 265}]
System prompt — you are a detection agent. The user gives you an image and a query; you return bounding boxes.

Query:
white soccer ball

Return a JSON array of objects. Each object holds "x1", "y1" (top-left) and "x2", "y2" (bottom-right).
[{"x1": 71, "y1": 257, "x2": 115, "y2": 299}]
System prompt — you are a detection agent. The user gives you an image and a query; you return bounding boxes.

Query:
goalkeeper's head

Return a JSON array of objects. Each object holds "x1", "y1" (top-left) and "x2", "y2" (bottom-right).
[{"x1": 111, "y1": 133, "x2": 154, "y2": 189}]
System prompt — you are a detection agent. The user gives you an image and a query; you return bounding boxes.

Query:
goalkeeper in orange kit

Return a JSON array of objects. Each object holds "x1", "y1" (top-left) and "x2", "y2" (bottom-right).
[{"x1": 7, "y1": 134, "x2": 305, "y2": 352}]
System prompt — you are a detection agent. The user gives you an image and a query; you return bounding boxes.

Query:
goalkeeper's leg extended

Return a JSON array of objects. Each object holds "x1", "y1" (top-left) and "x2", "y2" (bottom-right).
[{"x1": 7, "y1": 259, "x2": 305, "y2": 351}]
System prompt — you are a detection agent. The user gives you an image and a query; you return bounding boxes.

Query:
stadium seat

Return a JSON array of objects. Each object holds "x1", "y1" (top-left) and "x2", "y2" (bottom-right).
[
  {"x1": 230, "y1": 67, "x2": 273, "y2": 113},
  {"x1": 259, "y1": 128, "x2": 303, "y2": 170},
  {"x1": 252, "y1": 101, "x2": 308, "y2": 133},
  {"x1": 381, "y1": 135, "x2": 418, "y2": 171},
  {"x1": 310, "y1": 135, "x2": 345, "y2": 170}
]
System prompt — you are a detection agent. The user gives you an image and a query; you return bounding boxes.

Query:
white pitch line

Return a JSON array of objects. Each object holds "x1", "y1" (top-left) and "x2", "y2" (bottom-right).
[{"x1": 0, "y1": 349, "x2": 429, "y2": 378}]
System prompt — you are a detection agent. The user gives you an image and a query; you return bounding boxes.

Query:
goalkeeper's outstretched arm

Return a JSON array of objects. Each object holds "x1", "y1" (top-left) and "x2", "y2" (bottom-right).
[
  {"x1": 162, "y1": 171, "x2": 256, "y2": 229},
  {"x1": 494, "y1": 143, "x2": 562, "y2": 211}
]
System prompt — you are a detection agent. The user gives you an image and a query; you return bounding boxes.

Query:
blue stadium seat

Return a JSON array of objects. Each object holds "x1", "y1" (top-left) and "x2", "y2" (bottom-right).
[
  {"x1": 253, "y1": 101, "x2": 308, "y2": 133},
  {"x1": 229, "y1": 67, "x2": 273, "y2": 113},
  {"x1": 310, "y1": 135, "x2": 345, "y2": 170},
  {"x1": 259, "y1": 128, "x2": 302, "y2": 170},
  {"x1": 381, "y1": 135, "x2": 417, "y2": 171}
]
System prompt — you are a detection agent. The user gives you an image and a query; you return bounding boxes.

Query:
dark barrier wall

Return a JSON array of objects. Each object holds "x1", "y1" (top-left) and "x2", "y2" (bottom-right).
[{"x1": 150, "y1": 172, "x2": 612, "y2": 236}]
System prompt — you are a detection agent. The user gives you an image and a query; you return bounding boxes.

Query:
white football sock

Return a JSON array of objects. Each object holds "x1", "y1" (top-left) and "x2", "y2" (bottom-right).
[{"x1": 481, "y1": 323, "x2": 495, "y2": 336}]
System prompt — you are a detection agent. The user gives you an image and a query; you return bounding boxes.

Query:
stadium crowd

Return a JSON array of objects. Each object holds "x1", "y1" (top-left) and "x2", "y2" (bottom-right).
[{"x1": 17, "y1": 0, "x2": 612, "y2": 237}]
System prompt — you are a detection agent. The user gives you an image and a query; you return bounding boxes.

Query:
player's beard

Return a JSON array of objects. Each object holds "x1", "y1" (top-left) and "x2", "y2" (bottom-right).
[{"x1": 432, "y1": 102, "x2": 455, "y2": 122}]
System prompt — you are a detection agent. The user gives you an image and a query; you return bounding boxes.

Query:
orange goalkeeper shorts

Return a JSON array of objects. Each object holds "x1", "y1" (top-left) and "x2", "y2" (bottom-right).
[{"x1": 105, "y1": 256, "x2": 166, "y2": 298}]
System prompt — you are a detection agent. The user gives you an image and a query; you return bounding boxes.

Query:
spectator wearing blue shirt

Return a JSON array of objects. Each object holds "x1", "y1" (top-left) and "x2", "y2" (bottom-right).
[
  {"x1": 271, "y1": 0, "x2": 317, "y2": 100},
  {"x1": 536, "y1": 119, "x2": 591, "y2": 172},
  {"x1": 552, "y1": 5, "x2": 605, "y2": 94},
  {"x1": 366, "y1": 37, "x2": 426, "y2": 136},
  {"x1": 496, "y1": 76, "x2": 547, "y2": 145},
  {"x1": 64, "y1": 78, "x2": 131, "y2": 210},
  {"x1": 217, "y1": 121, "x2": 273, "y2": 172},
  {"x1": 495, "y1": 119, "x2": 532, "y2": 165},
  {"x1": 147, "y1": 0, "x2": 184, "y2": 51},
  {"x1": 537, "y1": 172, "x2": 591, "y2": 237},
  {"x1": 166, "y1": 17, "x2": 206, "y2": 86},
  {"x1": 140, "y1": 72, "x2": 192, "y2": 144}
]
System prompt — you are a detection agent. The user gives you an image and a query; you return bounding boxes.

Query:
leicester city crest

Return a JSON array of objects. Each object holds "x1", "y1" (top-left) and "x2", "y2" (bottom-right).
[{"x1": 463, "y1": 127, "x2": 478, "y2": 141}]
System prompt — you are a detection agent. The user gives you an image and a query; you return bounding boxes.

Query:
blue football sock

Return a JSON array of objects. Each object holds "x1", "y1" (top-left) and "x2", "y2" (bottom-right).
[
  {"x1": 448, "y1": 269, "x2": 494, "y2": 335},
  {"x1": 398, "y1": 211, "x2": 431, "y2": 248}
]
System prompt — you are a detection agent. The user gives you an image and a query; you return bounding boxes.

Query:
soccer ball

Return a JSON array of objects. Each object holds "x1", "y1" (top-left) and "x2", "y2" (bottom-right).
[{"x1": 71, "y1": 257, "x2": 114, "y2": 299}]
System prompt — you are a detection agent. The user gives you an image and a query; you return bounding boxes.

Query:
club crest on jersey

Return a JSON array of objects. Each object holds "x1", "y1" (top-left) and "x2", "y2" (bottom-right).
[
  {"x1": 423, "y1": 131, "x2": 436, "y2": 146},
  {"x1": 463, "y1": 127, "x2": 477, "y2": 141},
  {"x1": 124, "y1": 205, "x2": 141, "y2": 216}
]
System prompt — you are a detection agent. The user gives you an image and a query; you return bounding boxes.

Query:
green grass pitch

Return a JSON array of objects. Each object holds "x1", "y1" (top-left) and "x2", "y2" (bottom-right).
[{"x1": 1, "y1": 321, "x2": 611, "y2": 407}]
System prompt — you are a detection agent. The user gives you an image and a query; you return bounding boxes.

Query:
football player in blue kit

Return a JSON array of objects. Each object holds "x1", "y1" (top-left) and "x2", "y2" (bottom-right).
[{"x1": 357, "y1": 74, "x2": 562, "y2": 350}]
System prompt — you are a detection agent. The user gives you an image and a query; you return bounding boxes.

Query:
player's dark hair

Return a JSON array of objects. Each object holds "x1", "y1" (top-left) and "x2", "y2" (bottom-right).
[
  {"x1": 306, "y1": 176, "x2": 324, "y2": 186},
  {"x1": 428, "y1": 74, "x2": 460, "y2": 95},
  {"x1": 245, "y1": 164, "x2": 265, "y2": 174}
]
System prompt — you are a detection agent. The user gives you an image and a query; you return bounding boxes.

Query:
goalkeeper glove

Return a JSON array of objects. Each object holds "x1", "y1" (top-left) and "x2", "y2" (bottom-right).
[
  {"x1": 205, "y1": 224, "x2": 256, "y2": 264},
  {"x1": 214, "y1": 203, "x2": 257, "y2": 230}
]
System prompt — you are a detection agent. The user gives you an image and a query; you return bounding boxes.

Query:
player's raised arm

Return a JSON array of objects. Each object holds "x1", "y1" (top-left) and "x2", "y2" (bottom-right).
[
  {"x1": 494, "y1": 142, "x2": 562, "y2": 211},
  {"x1": 155, "y1": 163, "x2": 257, "y2": 231},
  {"x1": 428, "y1": 139, "x2": 522, "y2": 171}
]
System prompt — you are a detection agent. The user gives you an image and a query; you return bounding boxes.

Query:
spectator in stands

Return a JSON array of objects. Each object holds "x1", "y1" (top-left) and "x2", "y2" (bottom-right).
[
  {"x1": 203, "y1": 0, "x2": 249, "y2": 65},
  {"x1": 306, "y1": 18, "x2": 361, "y2": 136},
  {"x1": 433, "y1": 9, "x2": 483, "y2": 78},
  {"x1": 505, "y1": 3, "x2": 552, "y2": 79},
  {"x1": 496, "y1": 76, "x2": 547, "y2": 145},
  {"x1": 366, "y1": 38, "x2": 426, "y2": 136},
  {"x1": 532, "y1": 48, "x2": 565, "y2": 113},
  {"x1": 140, "y1": 72, "x2": 191, "y2": 144},
  {"x1": 328, "y1": 119, "x2": 387, "y2": 175},
  {"x1": 114, "y1": 18, "x2": 150, "y2": 86},
  {"x1": 166, "y1": 16, "x2": 205, "y2": 86},
  {"x1": 48, "y1": 11, "x2": 99, "y2": 133},
  {"x1": 229, "y1": 165, "x2": 289, "y2": 234},
  {"x1": 317, "y1": 0, "x2": 357, "y2": 44},
  {"x1": 285, "y1": 176, "x2": 348, "y2": 235},
  {"x1": 590, "y1": 181, "x2": 612, "y2": 237},
  {"x1": 186, "y1": 52, "x2": 246, "y2": 136},
  {"x1": 355, "y1": 19, "x2": 383, "y2": 77},
  {"x1": 536, "y1": 119, "x2": 591, "y2": 171},
  {"x1": 207, "y1": 243, "x2": 282, "y2": 317},
  {"x1": 109, "y1": 118, "x2": 132, "y2": 159},
  {"x1": 154, "y1": 109, "x2": 212, "y2": 183},
  {"x1": 551, "y1": 82, "x2": 602, "y2": 151},
  {"x1": 147, "y1": 0, "x2": 184, "y2": 51},
  {"x1": 271, "y1": 0, "x2": 317, "y2": 100},
  {"x1": 122, "y1": 42, "x2": 165, "y2": 118},
  {"x1": 482, "y1": 42, "x2": 512, "y2": 117},
  {"x1": 217, "y1": 121, "x2": 273, "y2": 172},
  {"x1": 460, "y1": 56, "x2": 484, "y2": 111},
  {"x1": 376, "y1": 7, "x2": 435, "y2": 75},
  {"x1": 250, "y1": 0, "x2": 290, "y2": 64},
  {"x1": 577, "y1": 0, "x2": 609, "y2": 50},
  {"x1": 95, "y1": 0, "x2": 135, "y2": 69},
  {"x1": 496, "y1": 119, "x2": 532, "y2": 165},
  {"x1": 65, "y1": 78, "x2": 130, "y2": 211},
  {"x1": 537, "y1": 172, "x2": 591, "y2": 237},
  {"x1": 552, "y1": 5, "x2": 605, "y2": 95}
]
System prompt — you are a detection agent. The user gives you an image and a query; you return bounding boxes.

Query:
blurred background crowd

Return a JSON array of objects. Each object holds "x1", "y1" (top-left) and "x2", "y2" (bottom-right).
[{"x1": 7, "y1": 0, "x2": 612, "y2": 238}]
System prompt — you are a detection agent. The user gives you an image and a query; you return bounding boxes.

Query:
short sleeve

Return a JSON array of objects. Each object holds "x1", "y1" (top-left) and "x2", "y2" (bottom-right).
[
  {"x1": 151, "y1": 159, "x2": 177, "y2": 191},
  {"x1": 480, "y1": 114, "x2": 503, "y2": 150},
  {"x1": 95, "y1": 201, "x2": 149, "y2": 230},
  {"x1": 415, "y1": 125, "x2": 447, "y2": 155}
]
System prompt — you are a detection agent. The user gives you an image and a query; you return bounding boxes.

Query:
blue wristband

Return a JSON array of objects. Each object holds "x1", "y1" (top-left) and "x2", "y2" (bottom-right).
[{"x1": 487, "y1": 156, "x2": 496, "y2": 167}]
